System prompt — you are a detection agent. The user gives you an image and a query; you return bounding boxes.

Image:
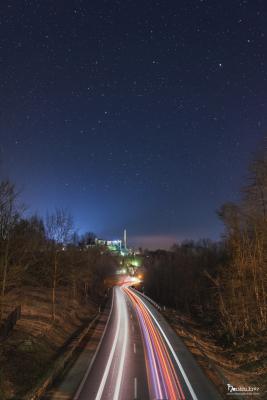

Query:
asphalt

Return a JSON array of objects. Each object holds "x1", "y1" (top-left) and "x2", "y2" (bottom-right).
[
  {"x1": 75, "y1": 286, "x2": 149, "y2": 400},
  {"x1": 44, "y1": 284, "x2": 222, "y2": 400},
  {"x1": 128, "y1": 287, "x2": 222, "y2": 400},
  {"x1": 43, "y1": 308, "x2": 110, "y2": 400}
]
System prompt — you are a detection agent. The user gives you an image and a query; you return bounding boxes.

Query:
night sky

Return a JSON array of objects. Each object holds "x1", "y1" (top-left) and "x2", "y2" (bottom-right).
[{"x1": 1, "y1": 1, "x2": 266, "y2": 249}]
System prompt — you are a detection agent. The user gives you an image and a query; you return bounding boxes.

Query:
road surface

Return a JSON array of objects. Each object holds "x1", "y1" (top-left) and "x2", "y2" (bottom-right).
[{"x1": 74, "y1": 284, "x2": 221, "y2": 400}]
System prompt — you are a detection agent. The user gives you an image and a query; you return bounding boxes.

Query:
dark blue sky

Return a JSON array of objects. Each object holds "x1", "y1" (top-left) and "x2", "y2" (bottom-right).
[{"x1": 0, "y1": 0, "x2": 266, "y2": 248}]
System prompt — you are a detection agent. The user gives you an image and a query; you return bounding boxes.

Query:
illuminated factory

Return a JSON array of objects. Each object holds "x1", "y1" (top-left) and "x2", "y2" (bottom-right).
[{"x1": 95, "y1": 229, "x2": 129, "y2": 256}]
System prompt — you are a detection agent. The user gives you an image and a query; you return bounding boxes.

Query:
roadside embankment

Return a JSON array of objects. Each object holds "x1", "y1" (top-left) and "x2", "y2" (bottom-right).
[
  {"x1": 164, "y1": 309, "x2": 267, "y2": 400},
  {"x1": 0, "y1": 287, "x2": 99, "y2": 399}
]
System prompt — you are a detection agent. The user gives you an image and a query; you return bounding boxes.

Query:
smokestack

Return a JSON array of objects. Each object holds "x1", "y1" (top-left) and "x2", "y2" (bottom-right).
[{"x1": 124, "y1": 229, "x2": 127, "y2": 249}]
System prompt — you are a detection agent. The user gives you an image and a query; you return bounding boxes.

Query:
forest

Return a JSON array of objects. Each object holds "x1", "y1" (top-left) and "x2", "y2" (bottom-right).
[
  {"x1": 0, "y1": 188, "x2": 117, "y2": 324},
  {"x1": 143, "y1": 149, "x2": 267, "y2": 342},
  {"x1": 1, "y1": 148, "x2": 267, "y2": 344}
]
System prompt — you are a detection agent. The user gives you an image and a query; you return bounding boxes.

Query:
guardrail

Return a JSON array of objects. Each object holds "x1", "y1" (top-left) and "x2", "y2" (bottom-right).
[
  {"x1": 24, "y1": 312, "x2": 100, "y2": 400},
  {"x1": 24, "y1": 292, "x2": 112, "y2": 400},
  {"x1": 73, "y1": 288, "x2": 114, "y2": 400},
  {"x1": 131, "y1": 287, "x2": 162, "y2": 311}
]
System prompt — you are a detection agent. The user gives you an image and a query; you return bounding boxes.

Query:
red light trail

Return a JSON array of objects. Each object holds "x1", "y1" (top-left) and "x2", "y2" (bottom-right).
[{"x1": 124, "y1": 287, "x2": 186, "y2": 400}]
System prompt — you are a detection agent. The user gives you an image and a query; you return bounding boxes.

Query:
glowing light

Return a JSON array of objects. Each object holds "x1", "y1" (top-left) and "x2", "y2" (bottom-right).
[
  {"x1": 95, "y1": 290, "x2": 122, "y2": 400},
  {"x1": 95, "y1": 287, "x2": 129, "y2": 400},
  {"x1": 131, "y1": 277, "x2": 140, "y2": 284},
  {"x1": 113, "y1": 290, "x2": 128, "y2": 400},
  {"x1": 124, "y1": 287, "x2": 187, "y2": 400}
]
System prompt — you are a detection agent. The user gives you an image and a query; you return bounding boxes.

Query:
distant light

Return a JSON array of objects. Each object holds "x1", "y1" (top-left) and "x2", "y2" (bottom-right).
[{"x1": 131, "y1": 277, "x2": 140, "y2": 284}]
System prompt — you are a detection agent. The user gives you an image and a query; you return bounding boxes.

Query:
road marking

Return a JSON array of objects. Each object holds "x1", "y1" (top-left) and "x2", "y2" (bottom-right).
[
  {"x1": 134, "y1": 377, "x2": 138, "y2": 399},
  {"x1": 95, "y1": 289, "x2": 122, "y2": 400},
  {"x1": 140, "y1": 297, "x2": 198, "y2": 400},
  {"x1": 113, "y1": 289, "x2": 129, "y2": 400},
  {"x1": 134, "y1": 343, "x2": 136, "y2": 353}
]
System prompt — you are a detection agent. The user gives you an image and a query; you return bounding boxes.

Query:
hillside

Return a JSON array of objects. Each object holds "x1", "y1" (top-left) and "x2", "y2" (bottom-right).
[
  {"x1": 164, "y1": 309, "x2": 267, "y2": 399},
  {"x1": 0, "y1": 287, "x2": 98, "y2": 399}
]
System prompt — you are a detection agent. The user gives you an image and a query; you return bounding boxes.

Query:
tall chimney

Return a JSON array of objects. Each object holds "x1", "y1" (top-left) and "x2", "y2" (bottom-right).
[{"x1": 124, "y1": 229, "x2": 127, "y2": 249}]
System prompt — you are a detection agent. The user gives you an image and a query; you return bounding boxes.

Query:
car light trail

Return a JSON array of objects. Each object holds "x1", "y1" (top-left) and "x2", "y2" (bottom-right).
[
  {"x1": 141, "y1": 297, "x2": 198, "y2": 400},
  {"x1": 73, "y1": 284, "x2": 218, "y2": 400},
  {"x1": 95, "y1": 287, "x2": 128, "y2": 400},
  {"x1": 113, "y1": 289, "x2": 129, "y2": 400},
  {"x1": 124, "y1": 287, "x2": 186, "y2": 400}
]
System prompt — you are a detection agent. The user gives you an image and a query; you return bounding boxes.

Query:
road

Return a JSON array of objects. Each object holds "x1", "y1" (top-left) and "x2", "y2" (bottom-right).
[{"x1": 74, "y1": 283, "x2": 222, "y2": 400}]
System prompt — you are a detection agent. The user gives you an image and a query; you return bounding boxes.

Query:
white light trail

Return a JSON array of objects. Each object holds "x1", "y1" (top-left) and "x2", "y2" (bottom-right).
[
  {"x1": 95, "y1": 289, "x2": 121, "y2": 400},
  {"x1": 113, "y1": 289, "x2": 129, "y2": 400}
]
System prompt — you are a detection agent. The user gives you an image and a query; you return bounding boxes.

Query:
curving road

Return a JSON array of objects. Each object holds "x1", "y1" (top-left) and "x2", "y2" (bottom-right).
[{"x1": 74, "y1": 283, "x2": 221, "y2": 400}]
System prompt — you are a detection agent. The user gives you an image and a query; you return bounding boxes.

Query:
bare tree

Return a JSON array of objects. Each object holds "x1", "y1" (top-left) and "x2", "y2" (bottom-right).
[
  {"x1": 0, "y1": 181, "x2": 21, "y2": 320},
  {"x1": 217, "y1": 149, "x2": 267, "y2": 339},
  {"x1": 46, "y1": 209, "x2": 73, "y2": 320}
]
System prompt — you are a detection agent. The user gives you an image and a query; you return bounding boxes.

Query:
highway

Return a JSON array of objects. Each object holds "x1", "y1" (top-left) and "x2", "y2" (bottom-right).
[{"x1": 74, "y1": 282, "x2": 221, "y2": 400}]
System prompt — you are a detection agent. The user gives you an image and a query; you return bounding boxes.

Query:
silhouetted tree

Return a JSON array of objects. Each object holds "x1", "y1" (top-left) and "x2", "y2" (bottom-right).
[
  {"x1": 0, "y1": 181, "x2": 22, "y2": 319},
  {"x1": 46, "y1": 209, "x2": 73, "y2": 320},
  {"x1": 217, "y1": 150, "x2": 267, "y2": 338}
]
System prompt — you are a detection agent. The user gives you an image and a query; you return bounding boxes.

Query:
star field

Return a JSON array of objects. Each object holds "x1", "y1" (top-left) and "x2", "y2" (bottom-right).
[{"x1": 0, "y1": 0, "x2": 266, "y2": 248}]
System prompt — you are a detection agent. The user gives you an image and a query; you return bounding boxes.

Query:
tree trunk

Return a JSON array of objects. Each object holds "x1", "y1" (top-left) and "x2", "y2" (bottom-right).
[
  {"x1": 0, "y1": 240, "x2": 9, "y2": 321},
  {"x1": 72, "y1": 278, "x2": 76, "y2": 299},
  {"x1": 52, "y1": 252, "x2": 57, "y2": 321}
]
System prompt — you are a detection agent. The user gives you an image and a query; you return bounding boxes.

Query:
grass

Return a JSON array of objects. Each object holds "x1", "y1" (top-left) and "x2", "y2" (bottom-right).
[
  {"x1": 0, "y1": 287, "x2": 97, "y2": 399},
  {"x1": 164, "y1": 309, "x2": 267, "y2": 399},
  {"x1": 1, "y1": 333, "x2": 53, "y2": 398}
]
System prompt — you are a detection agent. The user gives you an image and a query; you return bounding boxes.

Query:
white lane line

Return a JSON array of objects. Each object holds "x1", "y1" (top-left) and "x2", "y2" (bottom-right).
[
  {"x1": 74, "y1": 290, "x2": 115, "y2": 400},
  {"x1": 133, "y1": 343, "x2": 136, "y2": 354},
  {"x1": 134, "y1": 377, "x2": 138, "y2": 399},
  {"x1": 95, "y1": 289, "x2": 122, "y2": 400},
  {"x1": 113, "y1": 289, "x2": 129, "y2": 400},
  {"x1": 139, "y1": 297, "x2": 198, "y2": 400}
]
